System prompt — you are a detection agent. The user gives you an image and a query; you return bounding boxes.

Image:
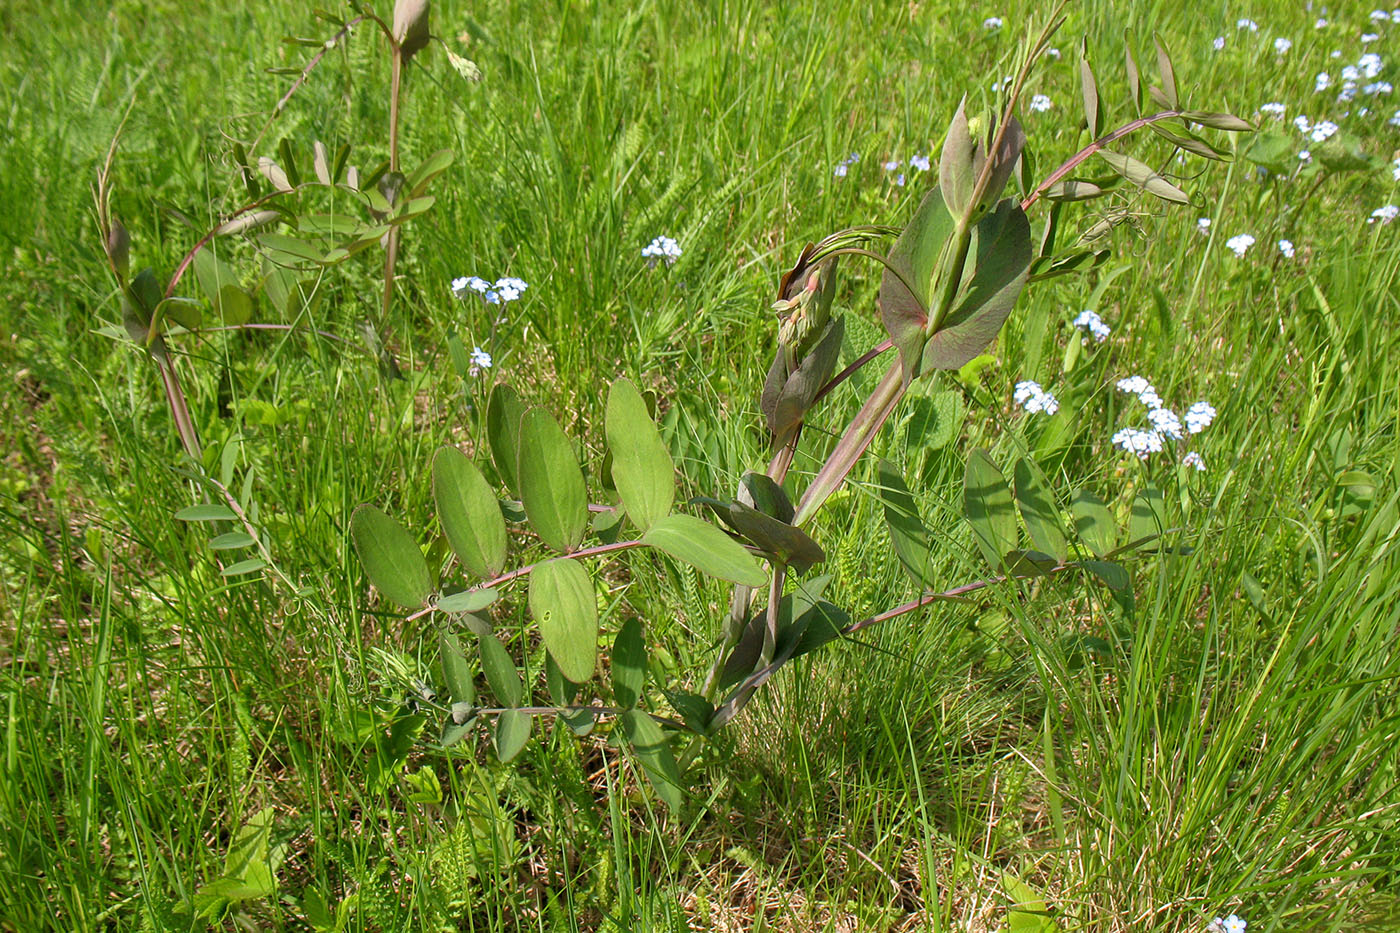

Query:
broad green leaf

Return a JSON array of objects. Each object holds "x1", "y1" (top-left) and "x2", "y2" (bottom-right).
[
  {"x1": 1014, "y1": 459, "x2": 1067, "y2": 563},
  {"x1": 1070, "y1": 489, "x2": 1116, "y2": 557},
  {"x1": 1094, "y1": 150, "x2": 1189, "y2": 204},
  {"x1": 486, "y1": 384, "x2": 525, "y2": 495},
  {"x1": 1079, "y1": 559, "x2": 1130, "y2": 592},
  {"x1": 1128, "y1": 487, "x2": 1169, "y2": 542},
  {"x1": 703, "y1": 497, "x2": 825, "y2": 574},
  {"x1": 349, "y1": 504, "x2": 433, "y2": 609},
  {"x1": 221, "y1": 558, "x2": 267, "y2": 577},
  {"x1": 738, "y1": 472, "x2": 795, "y2": 523},
  {"x1": 620, "y1": 710, "x2": 683, "y2": 810},
  {"x1": 905, "y1": 390, "x2": 963, "y2": 453},
  {"x1": 606, "y1": 378, "x2": 674, "y2": 532},
  {"x1": 964, "y1": 450, "x2": 1017, "y2": 571},
  {"x1": 876, "y1": 459, "x2": 934, "y2": 587},
  {"x1": 939, "y1": 97, "x2": 977, "y2": 218},
  {"x1": 436, "y1": 588, "x2": 498, "y2": 613},
  {"x1": 192, "y1": 249, "x2": 252, "y2": 324},
  {"x1": 152, "y1": 297, "x2": 202, "y2": 332},
  {"x1": 528, "y1": 558, "x2": 597, "y2": 683},
  {"x1": 494, "y1": 709, "x2": 531, "y2": 762},
  {"x1": 1003, "y1": 871, "x2": 1061, "y2": 933},
  {"x1": 1147, "y1": 123, "x2": 1228, "y2": 161},
  {"x1": 1044, "y1": 181, "x2": 1103, "y2": 202},
  {"x1": 879, "y1": 186, "x2": 954, "y2": 375},
  {"x1": 175, "y1": 504, "x2": 238, "y2": 522},
  {"x1": 407, "y1": 149, "x2": 455, "y2": 198},
  {"x1": 432, "y1": 447, "x2": 507, "y2": 577},
  {"x1": 1183, "y1": 110, "x2": 1254, "y2": 132},
  {"x1": 665, "y1": 691, "x2": 715, "y2": 735},
  {"x1": 477, "y1": 633, "x2": 521, "y2": 707},
  {"x1": 439, "y1": 631, "x2": 475, "y2": 705},
  {"x1": 209, "y1": 532, "x2": 256, "y2": 550},
  {"x1": 922, "y1": 199, "x2": 1032, "y2": 373},
  {"x1": 1124, "y1": 42, "x2": 1143, "y2": 114},
  {"x1": 611, "y1": 618, "x2": 646, "y2": 709},
  {"x1": 1243, "y1": 131, "x2": 1297, "y2": 175},
  {"x1": 641, "y1": 514, "x2": 767, "y2": 587},
  {"x1": 516, "y1": 408, "x2": 588, "y2": 553}
]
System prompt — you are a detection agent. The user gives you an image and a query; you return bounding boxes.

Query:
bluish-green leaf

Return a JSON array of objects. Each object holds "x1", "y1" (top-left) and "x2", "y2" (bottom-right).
[
  {"x1": 939, "y1": 97, "x2": 976, "y2": 218},
  {"x1": 879, "y1": 187, "x2": 953, "y2": 376},
  {"x1": 437, "y1": 588, "x2": 498, "y2": 613},
  {"x1": 494, "y1": 709, "x2": 531, "y2": 763},
  {"x1": 1095, "y1": 150, "x2": 1189, "y2": 204},
  {"x1": 175, "y1": 504, "x2": 238, "y2": 522},
  {"x1": 922, "y1": 199, "x2": 1032, "y2": 372},
  {"x1": 1070, "y1": 489, "x2": 1116, "y2": 557},
  {"x1": 478, "y1": 633, "x2": 522, "y2": 707},
  {"x1": 964, "y1": 450, "x2": 1017, "y2": 571},
  {"x1": 349, "y1": 504, "x2": 433, "y2": 609},
  {"x1": 486, "y1": 383, "x2": 525, "y2": 495},
  {"x1": 611, "y1": 618, "x2": 646, "y2": 709},
  {"x1": 439, "y1": 630, "x2": 475, "y2": 705},
  {"x1": 432, "y1": 446, "x2": 507, "y2": 578},
  {"x1": 620, "y1": 710, "x2": 683, "y2": 810},
  {"x1": 517, "y1": 407, "x2": 588, "y2": 553},
  {"x1": 606, "y1": 378, "x2": 674, "y2": 532},
  {"x1": 209, "y1": 532, "x2": 256, "y2": 551},
  {"x1": 528, "y1": 557, "x2": 597, "y2": 683},
  {"x1": 1128, "y1": 487, "x2": 1169, "y2": 543},
  {"x1": 641, "y1": 514, "x2": 767, "y2": 587},
  {"x1": 1014, "y1": 459, "x2": 1067, "y2": 563},
  {"x1": 220, "y1": 558, "x2": 267, "y2": 577},
  {"x1": 876, "y1": 459, "x2": 934, "y2": 587}
]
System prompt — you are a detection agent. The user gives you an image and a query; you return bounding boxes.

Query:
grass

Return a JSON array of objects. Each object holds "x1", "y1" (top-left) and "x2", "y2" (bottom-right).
[{"x1": 2, "y1": 0, "x2": 1400, "y2": 930}]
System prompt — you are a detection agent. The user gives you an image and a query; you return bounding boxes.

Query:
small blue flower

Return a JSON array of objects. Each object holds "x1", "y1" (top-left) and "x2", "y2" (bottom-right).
[
  {"x1": 910, "y1": 154, "x2": 930, "y2": 172},
  {"x1": 469, "y1": 346, "x2": 492, "y2": 369}
]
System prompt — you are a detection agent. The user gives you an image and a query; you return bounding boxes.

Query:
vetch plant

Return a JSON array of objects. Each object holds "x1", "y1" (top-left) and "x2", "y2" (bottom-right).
[
  {"x1": 349, "y1": 15, "x2": 1248, "y2": 808},
  {"x1": 94, "y1": 0, "x2": 474, "y2": 467}
]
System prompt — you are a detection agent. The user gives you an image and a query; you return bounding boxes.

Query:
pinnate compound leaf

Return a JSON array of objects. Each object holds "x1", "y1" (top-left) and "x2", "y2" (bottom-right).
[
  {"x1": 964, "y1": 450, "x2": 1018, "y2": 571},
  {"x1": 349, "y1": 504, "x2": 433, "y2": 609},
  {"x1": 494, "y1": 709, "x2": 531, "y2": 762},
  {"x1": 611, "y1": 618, "x2": 646, "y2": 709},
  {"x1": 620, "y1": 710, "x2": 683, "y2": 810},
  {"x1": 1070, "y1": 489, "x2": 1116, "y2": 557},
  {"x1": 641, "y1": 514, "x2": 767, "y2": 587},
  {"x1": 517, "y1": 408, "x2": 588, "y2": 553},
  {"x1": 1094, "y1": 151, "x2": 1189, "y2": 204},
  {"x1": 606, "y1": 378, "x2": 674, "y2": 532},
  {"x1": 439, "y1": 631, "x2": 476, "y2": 705},
  {"x1": 478, "y1": 633, "x2": 522, "y2": 707},
  {"x1": 1014, "y1": 459, "x2": 1067, "y2": 563},
  {"x1": 432, "y1": 447, "x2": 507, "y2": 577},
  {"x1": 922, "y1": 199, "x2": 1032, "y2": 372},
  {"x1": 486, "y1": 383, "x2": 525, "y2": 495},
  {"x1": 528, "y1": 558, "x2": 597, "y2": 684}
]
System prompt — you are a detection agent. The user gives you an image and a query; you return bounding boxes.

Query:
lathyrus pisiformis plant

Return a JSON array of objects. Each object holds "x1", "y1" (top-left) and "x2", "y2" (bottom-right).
[
  {"x1": 351, "y1": 14, "x2": 1250, "y2": 809},
  {"x1": 94, "y1": 0, "x2": 477, "y2": 466}
]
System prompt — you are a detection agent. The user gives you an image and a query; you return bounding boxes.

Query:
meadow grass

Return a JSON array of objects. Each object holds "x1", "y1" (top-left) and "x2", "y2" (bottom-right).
[{"x1": 2, "y1": 0, "x2": 1399, "y2": 930}]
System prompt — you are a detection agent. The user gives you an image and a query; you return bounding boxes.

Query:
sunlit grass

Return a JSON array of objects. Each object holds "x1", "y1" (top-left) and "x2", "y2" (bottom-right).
[{"x1": 1, "y1": 0, "x2": 1398, "y2": 930}]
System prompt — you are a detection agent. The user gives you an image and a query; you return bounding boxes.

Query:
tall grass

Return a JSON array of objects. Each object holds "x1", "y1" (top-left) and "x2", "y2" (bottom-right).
[{"x1": 1, "y1": 0, "x2": 1397, "y2": 930}]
